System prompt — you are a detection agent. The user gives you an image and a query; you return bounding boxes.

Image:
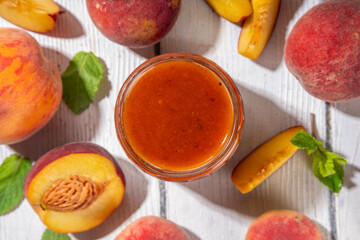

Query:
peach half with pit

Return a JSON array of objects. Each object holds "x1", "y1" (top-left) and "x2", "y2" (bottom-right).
[
  {"x1": 24, "y1": 142, "x2": 126, "y2": 233},
  {"x1": 115, "y1": 216, "x2": 190, "y2": 240}
]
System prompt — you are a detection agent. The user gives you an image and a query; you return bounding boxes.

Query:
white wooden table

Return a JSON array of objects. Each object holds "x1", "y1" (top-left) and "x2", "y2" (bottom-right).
[{"x1": 1, "y1": 0, "x2": 359, "y2": 239}]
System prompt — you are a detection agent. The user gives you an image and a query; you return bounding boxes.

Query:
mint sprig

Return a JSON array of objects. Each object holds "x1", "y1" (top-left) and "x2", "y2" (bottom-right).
[
  {"x1": 62, "y1": 51, "x2": 104, "y2": 114},
  {"x1": 291, "y1": 130, "x2": 347, "y2": 193},
  {"x1": 42, "y1": 228, "x2": 71, "y2": 240},
  {"x1": 0, "y1": 154, "x2": 31, "y2": 215}
]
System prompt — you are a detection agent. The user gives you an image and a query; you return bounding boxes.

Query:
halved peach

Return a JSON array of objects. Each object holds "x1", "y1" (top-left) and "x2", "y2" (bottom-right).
[
  {"x1": 232, "y1": 126, "x2": 304, "y2": 194},
  {"x1": 238, "y1": 0, "x2": 281, "y2": 60},
  {"x1": 206, "y1": 0, "x2": 253, "y2": 23},
  {"x1": 115, "y1": 216, "x2": 190, "y2": 240},
  {"x1": 24, "y1": 142, "x2": 125, "y2": 233},
  {"x1": 246, "y1": 210, "x2": 324, "y2": 240},
  {"x1": 0, "y1": 0, "x2": 59, "y2": 32}
]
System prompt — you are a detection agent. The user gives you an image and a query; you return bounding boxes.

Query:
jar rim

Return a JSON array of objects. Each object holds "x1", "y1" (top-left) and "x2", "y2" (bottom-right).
[{"x1": 114, "y1": 53, "x2": 245, "y2": 181}]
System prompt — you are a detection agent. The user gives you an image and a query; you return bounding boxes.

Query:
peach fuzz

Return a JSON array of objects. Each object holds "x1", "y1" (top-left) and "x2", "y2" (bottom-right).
[
  {"x1": 246, "y1": 210, "x2": 324, "y2": 240},
  {"x1": 284, "y1": 0, "x2": 360, "y2": 102},
  {"x1": 24, "y1": 142, "x2": 125, "y2": 233},
  {"x1": 86, "y1": 0, "x2": 181, "y2": 48},
  {"x1": 115, "y1": 216, "x2": 189, "y2": 240},
  {"x1": 0, "y1": 28, "x2": 62, "y2": 144}
]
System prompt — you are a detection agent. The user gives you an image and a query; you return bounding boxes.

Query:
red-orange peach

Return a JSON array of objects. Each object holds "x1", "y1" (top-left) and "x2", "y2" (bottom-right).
[
  {"x1": 285, "y1": 0, "x2": 360, "y2": 102},
  {"x1": 86, "y1": 0, "x2": 181, "y2": 48},
  {"x1": 24, "y1": 142, "x2": 126, "y2": 233},
  {"x1": 115, "y1": 216, "x2": 189, "y2": 240},
  {"x1": 246, "y1": 210, "x2": 324, "y2": 240},
  {"x1": 0, "y1": 28, "x2": 62, "y2": 144}
]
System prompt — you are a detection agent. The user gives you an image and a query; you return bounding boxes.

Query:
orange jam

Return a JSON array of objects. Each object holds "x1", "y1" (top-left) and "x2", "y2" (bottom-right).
[{"x1": 123, "y1": 60, "x2": 234, "y2": 171}]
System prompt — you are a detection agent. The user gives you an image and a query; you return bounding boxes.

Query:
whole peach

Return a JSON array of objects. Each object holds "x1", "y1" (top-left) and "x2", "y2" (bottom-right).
[
  {"x1": 0, "y1": 28, "x2": 62, "y2": 144},
  {"x1": 284, "y1": 0, "x2": 360, "y2": 102},
  {"x1": 86, "y1": 0, "x2": 181, "y2": 48}
]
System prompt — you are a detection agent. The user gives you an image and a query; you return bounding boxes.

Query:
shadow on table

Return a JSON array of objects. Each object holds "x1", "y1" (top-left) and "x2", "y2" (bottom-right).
[
  {"x1": 130, "y1": 45, "x2": 157, "y2": 59},
  {"x1": 344, "y1": 164, "x2": 360, "y2": 189},
  {"x1": 255, "y1": 0, "x2": 304, "y2": 71},
  {"x1": 177, "y1": 84, "x2": 314, "y2": 217},
  {"x1": 333, "y1": 98, "x2": 360, "y2": 118},
  {"x1": 183, "y1": 227, "x2": 201, "y2": 240},
  {"x1": 44, "y1": 4, "x2": 84, "y2": 39},
  {"x1": 74, "y1": 157, "x2": 148, "y2": 240},
  {"x1": 160, "y1": 0, "x2": 220, "y2": 56},
  {"x1": 314, "y1": 220, "x2": 332, "y2": 240}
]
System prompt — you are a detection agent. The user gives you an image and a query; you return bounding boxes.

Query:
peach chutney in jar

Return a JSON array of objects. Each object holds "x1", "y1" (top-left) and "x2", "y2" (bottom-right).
[{"x1": 122, "y1": 60, "x2": 234, "y2": 171}]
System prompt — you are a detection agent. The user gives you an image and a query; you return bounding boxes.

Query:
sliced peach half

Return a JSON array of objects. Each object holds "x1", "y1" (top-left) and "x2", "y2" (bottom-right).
[
  {"x1": 238, "y1": 0, "x2": 281, "y2": 60},
  {"x1": 206, "y1": 0, "x2": 253, "y2": 23},
  {"x1": 0, "y1": 0, "x2": 59, "y2": 32},
  {"x1": 232, "y1": 126, "x2": 304, "y2": 194},
  {"x1": 24, "y1": 142, "x2": 126, "y2": 233}
]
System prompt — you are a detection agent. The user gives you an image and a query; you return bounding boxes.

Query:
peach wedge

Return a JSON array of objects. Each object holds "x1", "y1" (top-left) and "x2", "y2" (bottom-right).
[
  {"x1": 206, "y1": 0, "x2": 253, "y2": 23},
  {"x1": 238, "y1": 0, "x2": 280, "y2": 60},
  {"x1": 0, "y1": 0, "x2": 59, "y2": 32},
  {"x1": 24, "y1": 143, "x2": 126, "y2": 233},
  {"x1": 232, "y1": 126, "x2": 304, "y2": 194}
]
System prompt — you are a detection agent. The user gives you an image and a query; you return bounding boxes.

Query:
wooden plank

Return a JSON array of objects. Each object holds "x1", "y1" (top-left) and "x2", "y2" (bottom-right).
[
  {"x1": 0, "y1": 1, "x2": 160, "y2": 239},
  {"x1": 332, "y1": 100, "x2": 360, "y2": 240},
  {"x1": 161, "y1": 0, "x2": 334, "y2": 239}
]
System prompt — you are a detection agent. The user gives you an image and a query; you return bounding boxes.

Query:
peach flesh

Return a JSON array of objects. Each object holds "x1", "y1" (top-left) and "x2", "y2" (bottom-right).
[
  {"x1": 246, "y1": 210, "x2": 324, "y2": 240},
  {"x1": 86, "y1": 0, "x2": 181, "y2": 48},
  {"x1": 115, "y1": 216, "x2": 189, "y2": 240},
  {"x1": 284, "y1": 0, "x2": 360, "y2": 102},
  {"x1": 24, "y1": 142, "x2": 125, "y2": 233}
]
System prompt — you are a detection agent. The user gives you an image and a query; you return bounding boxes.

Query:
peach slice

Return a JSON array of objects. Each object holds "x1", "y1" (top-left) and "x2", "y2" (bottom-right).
[
  {"x1": 246, "y1": 210, "x2": 324, "y2": 240},
  {"x1": 232, "y1": 126, "x2": 304, "y2": 194},
  {"x1": 24, "y1": 143, "x2": 126, "y2": 233},
  {"x1": 0, "y1": 0, "x2": 59, "y2": 32},
  {"x1": 238, "y1": 0, "x2": 281, "y2": 60},
  {"x1": 115, "y1": 216, "x2": 190, "y2": 240},
  {"x1": 206, "y1": 0, "x2": 253, "y2": 23}
]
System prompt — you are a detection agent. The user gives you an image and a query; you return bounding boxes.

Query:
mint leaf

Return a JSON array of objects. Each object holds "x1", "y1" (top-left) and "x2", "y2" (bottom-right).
[
  {"x1": 0, "y1": 154, "x2": 31, "y2": 215},
  {"x1": 290, "y1": 130, "x2": 347, "y2": 193},
  {"x1": 62, "y1": 51, "x2": 104, "y2": 114},
  {"x1": 313, "y1": 157, "x2": 344, "y2": 193},
  {"x1": 291, "y1": 130, "x2": 323, "y2": 154},
  {"x1": 42, "y1": 228, "x2": 71, "y2": 240}
]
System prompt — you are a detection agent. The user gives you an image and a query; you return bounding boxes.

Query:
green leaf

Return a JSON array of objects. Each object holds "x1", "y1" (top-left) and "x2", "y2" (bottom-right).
[
  {"x1": 62, "y1": 51, "x2": 104, "y2": 114},
  {"x1": 0, "y1": 154, "x2": 31, "y2": 215},
  {"x1": 290, "y1": 130, "x2": 323, "y2": 154},
  {"x1": 41, "y1": 229, "x2": 71, "y2": 240},
  {"x1": 313, "y1": 149, "x2": 335, "y2": 177},
  {"x1": 313, "y1": 156, "x2": 344, "y2": 193}
]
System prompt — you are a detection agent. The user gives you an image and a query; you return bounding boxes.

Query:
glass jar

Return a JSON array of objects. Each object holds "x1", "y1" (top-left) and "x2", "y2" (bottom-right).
[{"x1": 115, "y1": 53, "x2": 244, "y2": 181}]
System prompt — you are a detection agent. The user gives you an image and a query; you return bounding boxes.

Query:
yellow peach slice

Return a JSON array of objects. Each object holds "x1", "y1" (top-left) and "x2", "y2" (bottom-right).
[
  {"x1": 0, "y1": 0, "x2": 59, "y2": 32},
  {"x1": 206, "y1": 0, "x2": 253, "y2": 23},
  {"x1": 232, "y1": 126, "x2": 305, "y2": 194},
  {"x1": 238, "y1": 0, "x2": 280, "y2": 60}
]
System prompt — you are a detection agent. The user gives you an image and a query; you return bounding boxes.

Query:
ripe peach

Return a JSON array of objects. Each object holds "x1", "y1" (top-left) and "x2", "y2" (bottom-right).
[
  {"x1": 284, "y1": 0, "x2": 360, "y2": 102},
  {"x1": 0, "y1": 0, "x2": 59, "y2": 33},
  {"x1": 115, "y1": 216, "x2": 189, "y2": 240},
  {"x1": 246, "y1": 210, "x2": 323, "y2": 240},
  {"x1": 86, "y1": 0, "x2": 181, "y2": 48},
  {"x1": 24, "y1": 142, "x2": 126, "y2": 233},
  {"x1": 0, "y1": 28, "x2": 62, "y2": 144}
]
